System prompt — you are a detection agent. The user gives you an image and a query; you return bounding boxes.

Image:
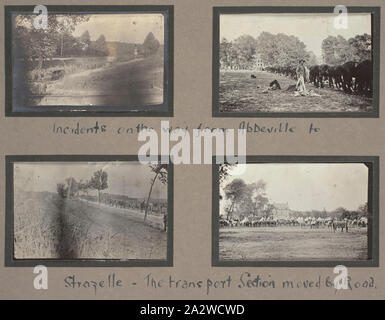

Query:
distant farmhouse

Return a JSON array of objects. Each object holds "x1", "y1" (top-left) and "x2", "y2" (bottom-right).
[
  {"x1": 253, "y1": 54, "x2": 265, "y2": 71},
  {"x1": 272, "y1": 202, "x2": 292, "y2": 219}
]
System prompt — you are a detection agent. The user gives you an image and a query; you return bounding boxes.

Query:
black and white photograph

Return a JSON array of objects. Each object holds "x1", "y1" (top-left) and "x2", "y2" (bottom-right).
[
  {"x1": 213, "y1": 7, "x2": 379, "y2": 116},
  {"x1": 5, "y1": 6, "x2": 173, "y2": 116},
  {"x1": 214, "y1": 158, "x2": 378, "y2": 266},
  {"x1": 6, "y1": 157, "x2": 172, "y2": 266}
]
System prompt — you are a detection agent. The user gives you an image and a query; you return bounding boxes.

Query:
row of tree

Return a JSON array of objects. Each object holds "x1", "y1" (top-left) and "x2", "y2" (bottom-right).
[
  {"x1": 220, "y1": 32, "x2": 317, "y2": 70},
  {"x1": 56, "y1": 169, "x2": 108, "y2": 203},
  {"x1": 289, "y1": 203, "x2": 369, "y2": 220},
  {"x1": 56, "y1": 31, "x2": 109, "y2": 57},
  {"x1": 14, "y1": 14, "x2": 161, "y2": 66},
  {"x1": 220, "y1": 32, "x2": 371, "y2": 70},
  {"x1": 321, "y1": 34, "x2": 372, "y2": 65},
  {"x1": 14, "y1": 15, "x2": 90, "y2": 63},
  {"x1": 221, "y1": 177, "x2": 369, "y2": 221},
  {"x1": 219, "y1": 164, "x2": 369, "y2": 221},
  {"x1": 56, "y1": 164, "x2": 168, "y2": 223}
]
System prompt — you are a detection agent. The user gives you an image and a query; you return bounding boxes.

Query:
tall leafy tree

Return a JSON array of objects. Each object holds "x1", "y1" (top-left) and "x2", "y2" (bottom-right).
[
  {"x1": 219, "y1": 37, "x2": 233, "y2": 69},
  {"x1": 142, "y1": 32, "x2": 160, "y2": 57},
  {"x1": 65, "y1": 177, "x2": 78, "y2": 198},
  {"x1": 322, "y1": 35, "x2": 353, "y2": 65},
  {"x1": 322, "y1": 34, "x2": 371, "y2": 64},
  {"x1": 14, "y1": 14, "x2": 89, "y2": 63},
  {"x1": 89, "y1": 169, "x2": 108, "y2": 203},
  {"x1": 144, "y1": 164, "x2": 168, "y2": 222},
  {"x1": 219, "y1": 163, "x2": 235, "y2": 183},
  {"x1": 233, "y1": 35, "x2": 258, "y2": 69},
  {"x1": 223, "y1": 178, "x2": 248, "y2": 219},
  {"x1": 348, "y1": 34, "x2": 372, "y2": 62},
  {"x1": 322, "y1": 36, "x2": 340, "y2": 65},
  {"x1": 93, "y1": 34, "x2": 108, "y2": 56},
  {"x1": 256, "y1": 32, "x2": 312, "y2": 68},
  {"x1": 79, "y1": 30, "x2": 91, "y2": 55},
  {"x1": 57, "y1": 183, "x2": 67, "y2": 198}
]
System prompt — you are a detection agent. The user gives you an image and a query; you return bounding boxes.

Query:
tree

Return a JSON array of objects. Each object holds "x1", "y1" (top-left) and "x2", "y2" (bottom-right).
[
  {"x1": 223, "y1": 178, "x2": 248, "y2": 219},
  {"x1": 322, "y1": 35, "x2": 353, "y2": 65},
  {"x1": 220, "y1": 37, "x2": 233, "y2": 69},
  {"x1": 232, "y1": 35, "x2": 258, "y2": 69},
  {"x1": 144, "y1": 164, "x2": 168, "y2": 222},
  {"x1": 57, "y1": 183, "x2": 67, "y2": 198},
  {"x1": 219, "y1": 163, "x2": 235, "y2": 184},
  {"x1": 65, "y1": 177, "x2": 79, "y2": 198},
  {"x1": 142, "y1": 32, "x2": 160, "y2": 57},
  {"x1": 79, "y1": 30, "x2": 91, "y2": 55},
  {"x1": 333, "y1": 207, "x2": 348, "y2": 219},
  {"x1": 14, "y1": 25, "x2": 57, "y2": 67},
  {"x1": 256, "y1": 32, "x2": 312, "y2": 68},
  {"x1": 89, "y1": 169, "x2": 108, "y2": 203},
  {"x1": 79, "y1": 30, "x2": 91, "y2": 43},
  {"x1": 78, "y1": 179, "x2": 90, "y2": 197},
  {"x1": 247, "y1": 180, "x2": 270, "y2": 217},
  {"x1": 322, "y1": 34, "x2": 371, "y2": 65},
  {"x1": 220, "y1": 32, "x2": 316, "y2": 70},
  {"x1": 92, "y1": 34, "x2": 108, "y2": 56},
  {"x1": 358, "y1": 202, "x2": 369, "y2": 217},
  {"x1": 307, "y1": 51, "x2": 318, "y2": 66},
  {"x1": 349, "y1": 34, "x2": 372, "y2": 62},
  {"x1": 14, "y1": 14, "x2": 90, "y2": 63}
]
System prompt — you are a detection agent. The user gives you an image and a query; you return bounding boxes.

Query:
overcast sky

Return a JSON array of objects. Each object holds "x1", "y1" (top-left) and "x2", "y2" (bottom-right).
[
  {"x1": 221, "y1": 163, "x2": 368, "y2": 211},
  {"x1": 220, "y1": 13, "x2": 371, "y2": 57},
  {"x1": 14, "y1": 162, "x2": 167, "y2": 200},
  {"x1": 72, "y1": 13, "x2": 164, "y2": 44}
]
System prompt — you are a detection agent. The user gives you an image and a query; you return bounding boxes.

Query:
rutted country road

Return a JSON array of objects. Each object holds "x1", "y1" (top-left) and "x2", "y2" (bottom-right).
[
  {"x1": 56, "y1": 197, "x2": 167, "y2": 259},
  {"x1": 66, "y1": 198, "x2": 165, "y2": 238},
  {"x1": 38, "y1": 58, "x2": 164, "y2": 108},
  {"x1": 76, "y1": 198, "x2": 164, "y2": 231}
]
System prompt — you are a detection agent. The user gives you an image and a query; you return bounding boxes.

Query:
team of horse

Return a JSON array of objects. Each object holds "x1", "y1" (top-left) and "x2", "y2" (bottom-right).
[
  {"x1": 309, "y1": 60, "x2": 372, "y2": 95},
  {"x1": 263, "y1": 59, "x2": 372, "y2": 96},
  {"x1": 219, "y1": 216, "x2": 368, "y2": 233},
  {"x1": 84, "y1": 195, "x2": 168, "y2": 215}
]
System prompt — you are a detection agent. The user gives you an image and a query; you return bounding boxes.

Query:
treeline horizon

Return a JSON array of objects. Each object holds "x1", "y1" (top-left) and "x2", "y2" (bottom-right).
[
  {"x1": 14, "y1": 14, "x2": 162, "y2": 63},
  {"x1": 220, "y1": 31, "x2": 371, "y2": 70},
  {"x1": 221, "y1": 177, "x2": 369, "y2": 221},
  {"x1": 18, "y1": 188, "x2": 167, "y2": 201}
]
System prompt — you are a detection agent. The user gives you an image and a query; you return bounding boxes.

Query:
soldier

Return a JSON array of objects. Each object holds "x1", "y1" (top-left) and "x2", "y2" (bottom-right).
[
  {"x1": 296, "y1": 59, "x2": 308, "y2": 95},
  {"x1": 163, "y1": 211, "x2": 168, "y2": 232}
]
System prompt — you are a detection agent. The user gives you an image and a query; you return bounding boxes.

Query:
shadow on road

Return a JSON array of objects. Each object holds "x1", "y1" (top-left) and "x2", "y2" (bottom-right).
[{"x1": 54, "y1": 197, "x2": 78, "y2": 259}]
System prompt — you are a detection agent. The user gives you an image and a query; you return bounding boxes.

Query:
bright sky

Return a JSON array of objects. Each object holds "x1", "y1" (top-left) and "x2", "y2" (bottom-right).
[
  {"x1": 14, "y1": 162, "x2": 167, "y2": 200},
  {"x1": 220, "y1": 13, "x2": 371, "y2": 57},
  {"x1": 72, "y1": 13, "x2": 164, "y2": 44},
  {"x1": 221, "y1": 163, "x2": 368, "y2": 212}
]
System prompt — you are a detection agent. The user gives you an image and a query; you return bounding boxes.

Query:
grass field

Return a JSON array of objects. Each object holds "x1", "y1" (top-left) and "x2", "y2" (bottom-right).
[
  {"x1": 219, "y1": 226, "x2": 368, "y2": 261},
  {"x1": 219, "y1": 71, "x2": 373, "y2": 113},
  {"x1": 14, "y1": 191, "x2": 167, "y2": 260}
]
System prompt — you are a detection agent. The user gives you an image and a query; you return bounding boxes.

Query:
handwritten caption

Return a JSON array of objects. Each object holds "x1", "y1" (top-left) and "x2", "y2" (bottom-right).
[
  {"x1": 63, "y1": 272, "x2": 375, "y2": 295},
  {"x1": 51, "y1": 121, "x2": 321, "y2": 136}
]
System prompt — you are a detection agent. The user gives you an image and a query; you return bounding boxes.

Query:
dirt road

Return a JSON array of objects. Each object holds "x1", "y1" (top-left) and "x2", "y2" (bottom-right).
[
  {"x1": 61, "y1": 198, "x2": 167, "y2": 259},
  {"x1": 38, "y1": 58, "x2": 164, "y2": 109}
]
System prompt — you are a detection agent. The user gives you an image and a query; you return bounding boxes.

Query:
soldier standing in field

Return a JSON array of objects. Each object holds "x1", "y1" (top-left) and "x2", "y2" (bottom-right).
[
  {"x1": 296, "y1": 59, "x2": 308, "y2": 95},
  {"x1": 163, "y1": 211, "x2": 168, "y2": 232}
]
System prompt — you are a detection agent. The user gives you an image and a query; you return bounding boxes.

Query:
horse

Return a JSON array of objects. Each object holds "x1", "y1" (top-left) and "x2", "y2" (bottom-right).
[{"x1": 332, "y1": 220, "x2": 348, "y2": 232}]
